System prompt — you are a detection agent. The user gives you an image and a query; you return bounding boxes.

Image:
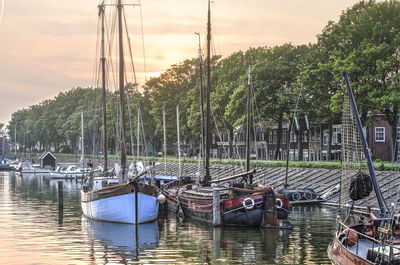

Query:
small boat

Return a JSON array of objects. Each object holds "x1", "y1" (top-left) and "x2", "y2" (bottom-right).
[
  {"x1": 327, "y1": 72, "x2": 400, "y2": 265},
  {"x1": 50, "y1": 164, "x2": 95, "y2": 179},
  {"x1": 0, "y1": 161, "x2": 11, "y2": 171},
  {"x1": 278, "y1": 188, "x2": 321, "y2": 203},
  {"x1": 54, "y1": 163, "x2": 101, "y2": 179},
  {"x1": 17, "y1": 161, "x2": 51, "y2": 174}
]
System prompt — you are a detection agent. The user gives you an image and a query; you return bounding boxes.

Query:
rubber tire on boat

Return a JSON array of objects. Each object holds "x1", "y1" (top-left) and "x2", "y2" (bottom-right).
[
  {"x1": 276, "y1": 198, "x2": 283, "y2": 209},
  {"x1": 292, "y1": 192, "x2": 301, "y2": 201},
  {"x1": 303, "y1": 192, "x2": 313, "y2": 200},
  {"x1": 242, "y1": 197, "x2": 255, "y2": 210}
]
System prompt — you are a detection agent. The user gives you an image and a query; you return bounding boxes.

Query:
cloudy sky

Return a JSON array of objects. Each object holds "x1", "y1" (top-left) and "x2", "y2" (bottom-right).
[{"x1": 0, "y1": 0, "x2": 361, "y2": 125}]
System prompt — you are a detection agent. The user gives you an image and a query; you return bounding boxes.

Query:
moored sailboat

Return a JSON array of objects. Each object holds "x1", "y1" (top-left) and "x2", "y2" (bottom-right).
[
  {"x1": 327, "y1": 72, "x2": 400, "y2": 264},
  {"x1": 80, "y1": 0, "x2": 161, "y2": 224},
  {"x1": 163, "y1": 0, "x2": 292, "y2": 228}
]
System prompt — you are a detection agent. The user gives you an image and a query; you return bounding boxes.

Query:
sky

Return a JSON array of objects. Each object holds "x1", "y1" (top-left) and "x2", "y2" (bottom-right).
[{"x1": 0, "y1": 0, "x2": 362, "y2": 125}]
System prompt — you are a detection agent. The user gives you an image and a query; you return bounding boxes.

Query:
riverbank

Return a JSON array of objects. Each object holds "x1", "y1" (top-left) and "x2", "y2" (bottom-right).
[{"x1": 15, "y1": 152, "x2": 397, "y2": 171}]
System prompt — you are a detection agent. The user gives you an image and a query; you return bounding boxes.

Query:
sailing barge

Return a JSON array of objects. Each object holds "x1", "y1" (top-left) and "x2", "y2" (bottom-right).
[
  {"x1": 164, "y1": 171, "x2": 291, "y2": 227},
  {"x1": 81, "y1": 1, "x2": 161, "y2": 225},
  {"x1": 164, "y1": 0, "x2": 292, "y2": 229}
]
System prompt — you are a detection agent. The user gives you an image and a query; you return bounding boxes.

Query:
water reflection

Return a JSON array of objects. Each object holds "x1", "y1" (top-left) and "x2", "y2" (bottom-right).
[
  {"x1": 159, "y1": 217, "x2": 292, "y2": 264},
  {"x1": 82, "y1": 217, "x2": 158, "y2": 263},
  {"x1": 0, "y1": 171, "x2": 337, "y2": 264}
]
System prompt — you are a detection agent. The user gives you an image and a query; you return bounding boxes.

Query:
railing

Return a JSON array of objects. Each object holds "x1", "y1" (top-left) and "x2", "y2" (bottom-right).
[{"x1": 338, "y1": 221, "x2": 400, "y2": 262}]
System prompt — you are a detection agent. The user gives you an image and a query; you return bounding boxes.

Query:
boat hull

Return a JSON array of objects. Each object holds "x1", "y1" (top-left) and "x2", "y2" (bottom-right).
[
  {"x1": 165, "y1": 187, "x2": 292, "y2": 228},
  {"x1": 327, "y1": 233, "x2": 373, "y2": 265},
  {"x1": 81, "y1": 181, "x2": 159, "y2": 224}
]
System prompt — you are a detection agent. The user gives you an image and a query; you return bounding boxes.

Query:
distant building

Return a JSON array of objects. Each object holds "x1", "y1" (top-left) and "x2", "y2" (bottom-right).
[
  {"x1": 39, "y1": 151, "x2": 56, "y2": 170},
  {"x1": 213, "y1": 114, "x2": 399, "y2": 162}
]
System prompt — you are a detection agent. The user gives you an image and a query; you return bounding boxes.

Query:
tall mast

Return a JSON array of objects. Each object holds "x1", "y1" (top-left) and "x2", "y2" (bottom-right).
[
  {"x1": 137, "y1": 107, "x2": 140, "y2": 159},
  {"x1": 163, "y1": 106, "x2": 167, "y2": 175},
  {"x1": 343, "y1": 71, "x2": 386, "y2": 216},
  {"x1": 204, "y1": 0, "x2": 211, "y2": 186},
  {"x1": 81, "y1": 112, "x2": 84, "y2": 167},
  {"x1": 246, "y1": 63, "x2": 252, "y2": 185},
  {"x1": 14, "y1": 127, "x2": 16, "y2": 158},
  {"x1": 177, "y1": 105, "x2": 181, "y2": 177},
  {"x1": 99, "y1": 3, "x2": 108, "y2": 171},
  {"x1": 195, "y1": 32, "x2": 205, "y2": 160},
  {"x1": 118, "y1": 0, "x2": 127, "y2": 178}
]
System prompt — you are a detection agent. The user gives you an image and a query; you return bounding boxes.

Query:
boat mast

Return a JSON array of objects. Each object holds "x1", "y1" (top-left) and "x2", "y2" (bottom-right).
[
  {"x1": 137, "y1": 107, "x2": 140, "y2": 159},
  {"x1": 163, "y1": 106, "x2": 167, "y2": 175},
  {"x1": 177, "y1": 105, "x2": 181, "y2": 177},
  {"x1": 81, "y1": 112, "x2": 84, "y2": 167},
  {"x1": 342, "y1": 71, "x2": 387, "y2": 216},
  {"x1": 195, "y1": 32, "x2": 205, "y2": 161},
  {"x1": 14, "y1": 127, "x2": 16, "y2": 158},
  {"x1": 204, "y1": 0, "x2": 211, "y2": 186},
  {"x1": 99, "y1": 3, "x2": 108, "y2": 171},
  {"x1": 118, "y1": 0, "x2": 127, "y2": 178},
  {"x1": 246, "y1": 63, "x2": 252, "y2": 185}
]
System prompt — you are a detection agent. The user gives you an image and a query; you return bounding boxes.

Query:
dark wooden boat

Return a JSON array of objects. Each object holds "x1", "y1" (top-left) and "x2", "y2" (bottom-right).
[
  {"x1": 164, "y1": 172, "x2": 291, "y2": 228},
  {"x1": 327, "y1": 72, "x2": 400, "y2": 265},
  {"x1": 163, "y1": 1, "x2": 292, "y2": 229}
]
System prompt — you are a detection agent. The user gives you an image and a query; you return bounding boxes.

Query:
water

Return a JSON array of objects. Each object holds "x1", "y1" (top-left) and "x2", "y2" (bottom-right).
[{"x1": 0, "y1": 171, "x2": 338, "y2": 264}]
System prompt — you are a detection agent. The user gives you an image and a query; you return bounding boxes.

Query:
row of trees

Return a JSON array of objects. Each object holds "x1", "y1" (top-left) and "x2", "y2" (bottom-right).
[{"x1": 6, "y1": 0, "x2": 400, "y2": 160}]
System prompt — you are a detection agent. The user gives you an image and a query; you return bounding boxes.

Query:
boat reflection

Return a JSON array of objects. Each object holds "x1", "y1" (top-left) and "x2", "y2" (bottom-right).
[
  {"x1": 81, "y1": 216, "x2": 159, "y2": 263},
  {"x1": 161, "y1": 213, "x2": 292, "y2": 264}
]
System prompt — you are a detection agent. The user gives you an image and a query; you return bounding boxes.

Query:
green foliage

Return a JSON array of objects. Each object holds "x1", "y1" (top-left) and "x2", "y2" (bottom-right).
[{"x1": 6, "y1": 0, "x2": 400, "y2": 162}]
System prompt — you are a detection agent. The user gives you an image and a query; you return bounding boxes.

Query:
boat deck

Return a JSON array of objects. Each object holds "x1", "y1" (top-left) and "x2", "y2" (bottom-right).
[{"x1": 348, "y1": 239, "x2": 384, "y2": 260}]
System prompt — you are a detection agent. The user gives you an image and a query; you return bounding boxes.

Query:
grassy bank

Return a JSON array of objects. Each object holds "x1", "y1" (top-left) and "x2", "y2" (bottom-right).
[{"x1": 18, "y1": 152, "x2": 399, "y2": 172}]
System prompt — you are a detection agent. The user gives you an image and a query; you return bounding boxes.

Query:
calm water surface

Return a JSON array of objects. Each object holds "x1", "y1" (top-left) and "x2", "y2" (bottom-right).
[{"x1": 0, "y1": 171, "x2": 338, "y2": 264}]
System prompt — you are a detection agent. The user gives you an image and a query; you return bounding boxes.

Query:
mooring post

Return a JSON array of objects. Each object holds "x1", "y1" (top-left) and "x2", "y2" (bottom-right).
[
  {"x1": 212, "y1": 189, "x2": 221, "y2": 225},
  {"x1": 57, "y1": 180, "x2": 63, "y2": 209}
]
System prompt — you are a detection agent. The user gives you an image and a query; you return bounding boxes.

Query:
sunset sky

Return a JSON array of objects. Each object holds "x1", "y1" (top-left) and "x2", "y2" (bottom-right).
[{"x1": 0, "y1": 0, "x2": 362, "y2": 125}]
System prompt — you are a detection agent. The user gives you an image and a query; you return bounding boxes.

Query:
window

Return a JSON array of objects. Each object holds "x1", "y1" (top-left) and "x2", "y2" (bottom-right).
[
  {"x1": 303, "y1": 131, "x2": 308, "y2": 143},
  {"x1": 323, "y1": 130, "x2": 329, "y2": 146},
  {"x1": 238, "y1": 133, "x2": 244, "y2": 142},
  {"x1": 269, "y1": 150, "x2": 273, "y2": 160},
  {"x1": 397, "y1": 127, "x2": 400, "y2": 142},
  {"x1": 289, "y1": 149, "x2": 295, "y2": 161},
  {"x1": 332, "y1": 127, "x2": 342, "y2": 145},
  {"x1": 273, "y1": 130, "x2": 277, "y2": 144},
  {"x1": 268, "y1": 131, "x2": 273, "y2": 144},
  {"x1": 375, "y1": 127, "x2": 385, "y2": 142},
  {"x1": 303, "y1": 149, "x2": 309, "y2": 161},
  {"x1": 311, "y1": 127, "x2": 315, "y2": 142},
  {"x1": 316, "y1": 127, "x2": 321, "y2": 142},
  {"x1": 282, "y1": 150, "x2": 287, "y2": 161},
  {"x1": 290, "y1": 130, "x2": 297, "y2": 143}
]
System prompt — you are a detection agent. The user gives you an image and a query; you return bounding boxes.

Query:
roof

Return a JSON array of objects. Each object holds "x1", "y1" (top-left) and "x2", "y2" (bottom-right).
[{"x1": 39, "y1": 151, "x2": 56, "y2": 160}]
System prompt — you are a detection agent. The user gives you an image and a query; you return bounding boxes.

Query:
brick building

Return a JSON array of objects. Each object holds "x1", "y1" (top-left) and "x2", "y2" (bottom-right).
[{"x1": 214, "y1": 114, "x2": 398, "y2": 162}]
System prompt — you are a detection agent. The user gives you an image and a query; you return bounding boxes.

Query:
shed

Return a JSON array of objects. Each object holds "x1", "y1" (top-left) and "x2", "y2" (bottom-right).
[{"x1": 39, "y1": 151, "x2": 56, "y2": 170}]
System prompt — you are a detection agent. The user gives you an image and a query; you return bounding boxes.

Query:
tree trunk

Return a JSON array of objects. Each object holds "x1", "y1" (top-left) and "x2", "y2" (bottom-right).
[
  {"x1": 298, "y1": 128, "x2": 302, "y2": 161},
  {"x1": 228, "y1": 127, "x2": 233, "y2": 159},
  {"x1": 274, "y1": 114, "x2": 283, "y2": 160},
  {"x1": 328, "y1": 123, "x2": 333, "y2": 160},
  {"x1": 390, "y1": 109, "x2": 398, "y2": 162}
]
